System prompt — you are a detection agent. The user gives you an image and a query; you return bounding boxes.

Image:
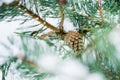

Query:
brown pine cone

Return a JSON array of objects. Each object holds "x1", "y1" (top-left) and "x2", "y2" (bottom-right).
[{"x1": 64, "y1": 30, "x2": 83, "y2": 55}]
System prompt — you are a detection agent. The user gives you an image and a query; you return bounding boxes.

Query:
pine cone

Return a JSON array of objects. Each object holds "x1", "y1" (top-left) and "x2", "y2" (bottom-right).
[{"x1": 64, "y1": 30, "x2": 83, "y2": 55}]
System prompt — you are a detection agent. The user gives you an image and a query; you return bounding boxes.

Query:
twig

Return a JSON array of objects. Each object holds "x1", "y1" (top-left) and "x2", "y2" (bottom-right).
[
  {"x1": 58, "y1": 4, "x2": 65, "y2": 32},
  {"x1": 38, "y1": 31, "x2": 55, "y2": 39},
  {"x1": 97, "y1": 0, "x2": 104, "y2": 22},
  {"x1": 18, "y1": 54, "x2": 38, "y2": 67}
]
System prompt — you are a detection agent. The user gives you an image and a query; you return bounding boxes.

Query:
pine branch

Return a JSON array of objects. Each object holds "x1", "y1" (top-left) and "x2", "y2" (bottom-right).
[
  {"x1": 17, "y1": 4, "x2": 60, "y2": 32},
  {"x1": 96, "y1": 53, "x2": 120, "y2": 80},
  {"x1": 97, "y1": 0, "x2": 104, "y2": 22},
  {"x1": 1, "y1": 1, "x2": 60, "y2": 32}
]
